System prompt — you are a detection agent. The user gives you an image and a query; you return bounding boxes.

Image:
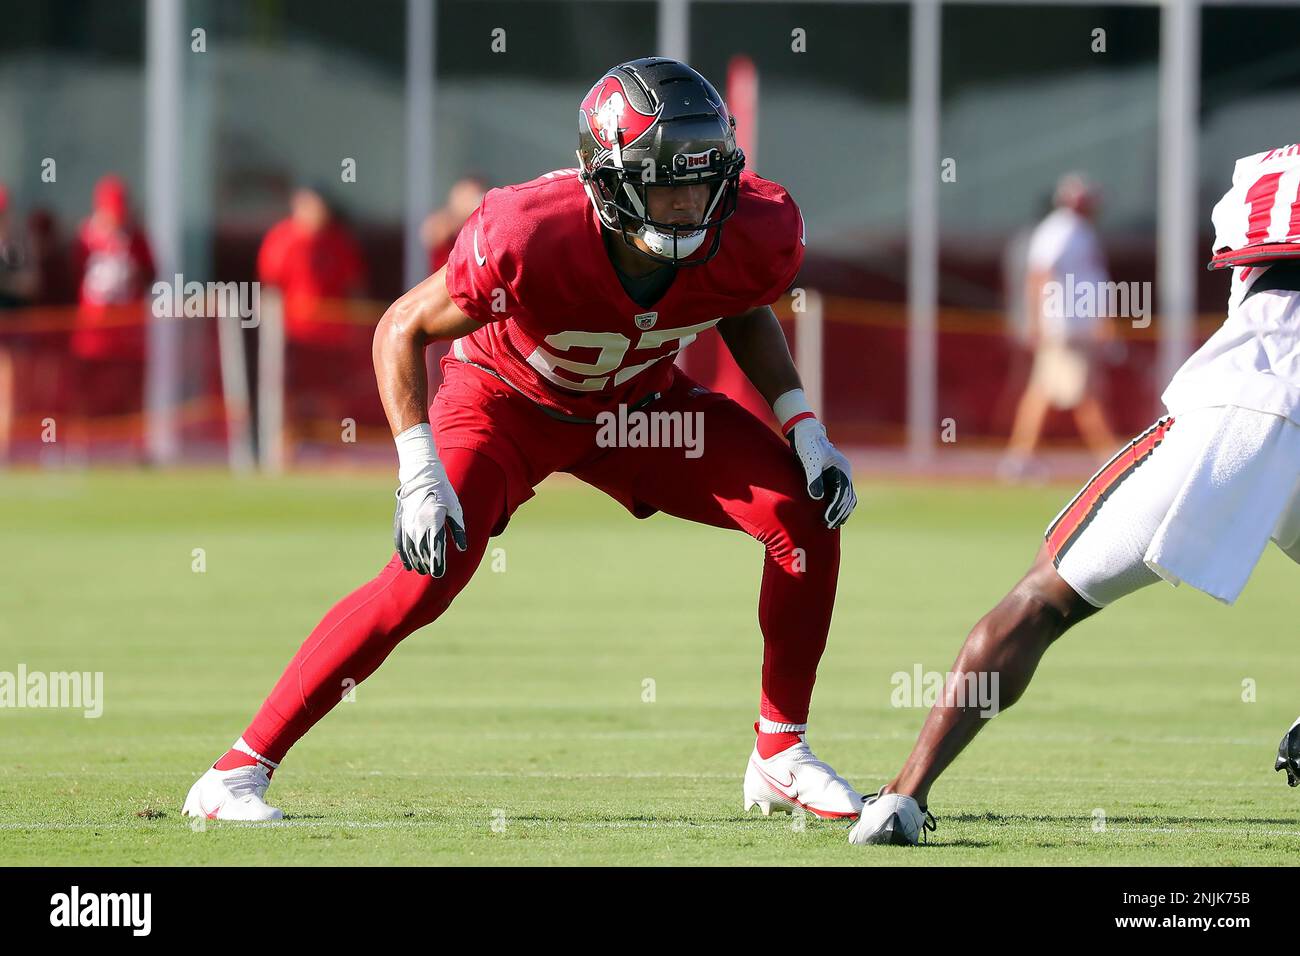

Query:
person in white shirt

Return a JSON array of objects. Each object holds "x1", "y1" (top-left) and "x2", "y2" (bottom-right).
[{"x1": 1002, "y1": 173, "x2": 1120, "y2": 476}]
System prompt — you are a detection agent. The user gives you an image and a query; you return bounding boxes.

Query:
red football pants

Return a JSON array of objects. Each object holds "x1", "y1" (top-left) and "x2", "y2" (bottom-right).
[{"x1": 242, "y1": 363, "x2": 840, "y2": 763}]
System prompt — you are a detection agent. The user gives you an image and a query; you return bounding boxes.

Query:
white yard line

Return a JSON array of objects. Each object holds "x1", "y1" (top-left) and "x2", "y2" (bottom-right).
[
  {"x1": 0, "y1": 819, "x2": 1298, "y2": 838},
  {"x1": 0, "y1": 729, "x2": 1272, "y2": 746},
  {"x1": 0, "y1": 768, "x2": 1281, "y2": 789}
]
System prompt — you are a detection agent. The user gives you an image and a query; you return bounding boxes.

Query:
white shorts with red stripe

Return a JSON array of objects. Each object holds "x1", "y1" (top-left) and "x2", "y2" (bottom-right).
[{"x1": 1045, "y1": 405, "x2": 1300, "y2": 607}]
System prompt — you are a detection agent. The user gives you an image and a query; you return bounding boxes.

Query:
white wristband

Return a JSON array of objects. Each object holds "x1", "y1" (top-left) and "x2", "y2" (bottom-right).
[
  {"x1": 772, "y1": 388, "x2": 815, "y2": 433},
  {"x1": 394, "y1": 422, "x2": 438, "y2": 486}
]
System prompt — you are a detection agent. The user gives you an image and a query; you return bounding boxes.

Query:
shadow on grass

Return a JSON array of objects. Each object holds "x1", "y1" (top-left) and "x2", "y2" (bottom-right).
[{"x1": 947, "y1": 810, "x2": 1300, "y2": 827}]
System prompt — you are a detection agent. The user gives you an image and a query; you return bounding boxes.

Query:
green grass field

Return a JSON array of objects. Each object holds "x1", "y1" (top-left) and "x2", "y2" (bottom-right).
[{"x1": 1, "y1": 469, "x2": 1297, "y2": 866}]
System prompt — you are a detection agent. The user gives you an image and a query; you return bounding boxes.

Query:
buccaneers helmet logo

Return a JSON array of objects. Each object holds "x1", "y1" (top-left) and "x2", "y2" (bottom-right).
[{"x1": 581, "y1": 75, "x2": 660, "y2": 151}]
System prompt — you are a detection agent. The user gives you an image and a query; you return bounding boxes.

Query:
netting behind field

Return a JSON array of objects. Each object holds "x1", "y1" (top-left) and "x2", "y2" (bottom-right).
[
  {"x1": 0, "y1": 293, "x2": 1223, "y2": 465},
  {"x1": 0, "y1": 305, "x2": 225, "y2": 463},
  {"x1": 778, "y1": 295, "x2": 1187, "y2": 448}
]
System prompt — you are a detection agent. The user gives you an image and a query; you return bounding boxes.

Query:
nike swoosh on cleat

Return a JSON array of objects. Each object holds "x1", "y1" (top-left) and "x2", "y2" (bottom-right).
[
  {"x1": 753, "y1": 762, "x2": 859, "y2": 820},
  {"x1": 754, "y1": 763, "x2": 798, "y2": 799}
]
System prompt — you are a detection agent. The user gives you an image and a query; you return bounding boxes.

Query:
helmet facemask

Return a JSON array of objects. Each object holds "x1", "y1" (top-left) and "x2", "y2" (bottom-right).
[
  {"x1": 577, "y1": 59, "x2": 746, "y2": 267},
  {"x1": 580, "y1": 143, "x2": 744, "y2": 266}
]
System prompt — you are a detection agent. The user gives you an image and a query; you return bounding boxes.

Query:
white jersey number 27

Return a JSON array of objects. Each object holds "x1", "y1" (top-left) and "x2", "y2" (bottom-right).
[{"x1": 525, "y1": 319, "x2": 721, "y2": 392}]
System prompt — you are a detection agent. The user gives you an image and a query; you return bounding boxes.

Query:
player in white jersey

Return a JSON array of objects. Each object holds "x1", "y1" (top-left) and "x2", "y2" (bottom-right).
[{"x1": 848, "y1": 146, "x2": 1300, "y2": 846}]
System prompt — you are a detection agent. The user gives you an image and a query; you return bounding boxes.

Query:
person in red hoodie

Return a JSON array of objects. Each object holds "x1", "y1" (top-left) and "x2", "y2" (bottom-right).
[
  {"x1": 70, "y1": 175, "x2": 155, "y2": 458},
  {"x1": 257, "y1": 185, "x2": 368, "y2": 451}
]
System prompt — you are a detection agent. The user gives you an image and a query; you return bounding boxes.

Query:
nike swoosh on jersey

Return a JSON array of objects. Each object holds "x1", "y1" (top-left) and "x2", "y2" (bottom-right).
[{"x1": 473, "y1": 229, "x2": 487, "y2": 267}]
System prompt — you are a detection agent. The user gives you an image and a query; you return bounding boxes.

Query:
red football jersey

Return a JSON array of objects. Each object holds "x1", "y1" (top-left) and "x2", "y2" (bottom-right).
[{"x1": 443, "y1": 168, "x2": 804, "y2": 419}]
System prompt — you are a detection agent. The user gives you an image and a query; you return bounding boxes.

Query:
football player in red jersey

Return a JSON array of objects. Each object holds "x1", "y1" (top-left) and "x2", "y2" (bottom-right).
[{"x1": 183, "y1": 58, "x2": 862, "y2": 823}]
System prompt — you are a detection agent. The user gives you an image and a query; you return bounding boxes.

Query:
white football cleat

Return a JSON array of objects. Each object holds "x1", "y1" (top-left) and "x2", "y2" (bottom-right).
[
  {"x1": 847, "y1": 790, "x2": 935, "y2": 845},
  {"x1": 743, "y1": 737, "x2": 863, "y2": 820},
  {"x1": 181, "y1": 763, "x2": 283, "y2": 822}
]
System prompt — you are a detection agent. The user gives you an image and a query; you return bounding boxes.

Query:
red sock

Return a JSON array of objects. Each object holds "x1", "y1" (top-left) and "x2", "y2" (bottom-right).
[
  {"x1": 755, "y1": 727, "x2": 803, "y2": 759},
  {"x1": 213, "y1": 748, "x2": 272, "y2": 775}
]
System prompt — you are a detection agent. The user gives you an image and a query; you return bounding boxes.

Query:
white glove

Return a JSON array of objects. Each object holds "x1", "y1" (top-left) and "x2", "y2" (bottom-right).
[
  {"x1": 392, "y1": 424, "x2": 467, "y2": 577},
  {"x1": 775, "y1": 389, "x2": 857, "y2": 531}
]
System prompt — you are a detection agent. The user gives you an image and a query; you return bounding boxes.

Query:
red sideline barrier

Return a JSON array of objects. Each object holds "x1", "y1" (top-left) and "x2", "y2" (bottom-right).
[{"x1": 0, "y1": 296, "x2": 1222, "y2": 458}]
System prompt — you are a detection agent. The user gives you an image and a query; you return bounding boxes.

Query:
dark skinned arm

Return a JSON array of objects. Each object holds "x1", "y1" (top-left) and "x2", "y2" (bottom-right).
[
  {"x1": 716, "y1": 304, "x2": 803, "y2": 408},
  {"x1": 372, "y1": 264, "x2": 481, "y2": 437}
]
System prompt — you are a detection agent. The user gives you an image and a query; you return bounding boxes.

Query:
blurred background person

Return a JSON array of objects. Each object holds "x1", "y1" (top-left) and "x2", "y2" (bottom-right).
[
  {"x1": 990, "y1": 192, "x2": 1055, "y2": 439},
  {"x1": 1001, "y1": 191, "x2": 1056, "y2": 347},
  {"x1": 0, "y1": 184, "x2": 40, "y2": 307},
  {"x1": 1001, "y1": 173, "x2": 1119, "y2": 479},
  {"x1": 0, "y1": 184, "x2": 41, "y2": 464},
  {"x1": 22, "y1": 208, "x2": 67, "y2": 306},
  {"x1": 70, "y1": 175, "x2": 155, "y2": 462},
  {"x1": 421, "y1": 175, "x2": 486, "y2": 274},
  {"x1": 257, "y1": 184, "x2": 368, "y2": 456}
]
